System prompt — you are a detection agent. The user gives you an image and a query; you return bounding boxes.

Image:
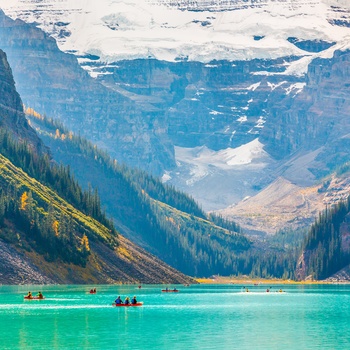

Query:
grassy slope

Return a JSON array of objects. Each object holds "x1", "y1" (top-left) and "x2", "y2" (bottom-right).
[{"x1": 0, "y1": 153, "x2": 194, "y2": 284}]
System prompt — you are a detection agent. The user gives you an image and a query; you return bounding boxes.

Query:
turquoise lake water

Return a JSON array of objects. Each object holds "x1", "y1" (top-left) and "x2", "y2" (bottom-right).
[{"x1": 0, "y1": 284, "x2": 349, "y2": 350}]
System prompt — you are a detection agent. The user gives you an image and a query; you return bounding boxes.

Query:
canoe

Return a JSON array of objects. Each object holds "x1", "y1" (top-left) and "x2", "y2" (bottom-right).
[
  {"x1": 112, "y1": 302, "x2": 143, "y2": 307},
  {"x1": 161, "y1": 289, "x2": 179, "y2": 292},
  {"x1": 24, "y1": 296, "x2": 45, "y2": 300}
]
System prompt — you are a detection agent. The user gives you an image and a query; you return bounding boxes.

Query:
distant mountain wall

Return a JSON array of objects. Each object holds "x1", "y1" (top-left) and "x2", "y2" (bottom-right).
[
  {"x1": 1, "y1": 6, "x2": 350, "y2": 215},
  {"x1": 260, "y1": 49, "x2": 350, "y2": 178}
]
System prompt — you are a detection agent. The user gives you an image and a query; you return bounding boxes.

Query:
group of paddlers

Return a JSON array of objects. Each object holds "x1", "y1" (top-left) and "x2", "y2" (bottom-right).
[
  {"x1": 25, "y1": 291, "x2": 44, "y2": 299},
  {"x1": 114, "y1": 295, "x2": 138, "y2": 305}
]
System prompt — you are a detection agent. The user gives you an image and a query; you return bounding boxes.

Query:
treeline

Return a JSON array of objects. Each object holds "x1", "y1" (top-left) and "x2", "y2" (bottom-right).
[
  {"x1": 148, "y1": 201, "x2": 300, "y2": 278},
  {"x1": 303, "y1": 197, "x2": 350, "y2": 280},
  {"x1": 208, "y1": 213, "x2": 242, "y2": 233},
  {"x1": 124, "y1": 166, "x2": 207, "y2": 219},
  {"x1": 0, "y1": 186, "x2": 90, "y2": 266},
  {"x1": 0, "y1": 127, "x2": 117, "y2": 235},
  {"x1": 149, "y1": 201, "x2": 250, "y2": 276},
  {"x1": 236, "y1": 248, "x2": 299, "y2": 280}
]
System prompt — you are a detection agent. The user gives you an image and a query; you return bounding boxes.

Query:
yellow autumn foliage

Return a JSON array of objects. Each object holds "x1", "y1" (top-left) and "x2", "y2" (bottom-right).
[
  {"x1": 81, "y1": 234, "x2": 90, "y2": 252},
  {"x1": 52, "y1": 220, "x2": 59, "y2": 237},
  {"x1": 117, "y1": 246, "x2": 133, "y2": 261},
  {"x1": 25, "y1": 106, "x2": 44, "y2": 120},
  {"x1": 19, "y1": 192, "x2": 28, "y2": 210}
]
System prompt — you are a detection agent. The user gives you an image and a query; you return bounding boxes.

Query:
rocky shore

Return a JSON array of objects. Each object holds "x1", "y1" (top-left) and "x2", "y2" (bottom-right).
[{"x1": 0, "y1": 240, "x2": 54, "y2": 285}]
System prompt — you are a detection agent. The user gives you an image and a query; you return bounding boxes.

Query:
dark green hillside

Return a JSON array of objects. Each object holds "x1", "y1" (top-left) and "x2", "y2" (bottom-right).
[
  {"x1": 146, "y1": 198, "x2": 250, "y2": 276},
  {"x1": 0, "y1": 152, "x2": 115, "y2": 266},
  {"x1": 298, "y1": 195, "x2": 350, "y2": 280},
  {"x1": 0, "y1": 127, "x2": 116, "y2": 233},
  {"x1": 0, "y1": 137, "x2": 193, "y2": 284}
]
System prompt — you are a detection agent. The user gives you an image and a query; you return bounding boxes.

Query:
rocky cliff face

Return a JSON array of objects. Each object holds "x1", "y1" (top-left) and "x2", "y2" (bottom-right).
[
  {"x1": 99, "y1": 57, "x2": 305, "y2": 151},
  {"x1": 261, "y1": 49, "x2": 350, "y2": 177},
  {"x1": 0, "y1": 48, "x2": 44, "y2": 153}
]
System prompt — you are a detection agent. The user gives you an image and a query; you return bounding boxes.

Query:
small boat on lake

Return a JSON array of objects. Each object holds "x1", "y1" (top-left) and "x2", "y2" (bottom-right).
[
  {"x1": 24, "y1": 291, "x2": 44, "y2": 300},
  {"x1": 24, "y1": 296, "x2": 45, "y2": 300},
  {"x1": 112, "y1": 302, "x2": 143, "y2": 307},
  {"x1": 161, "y1": 289, "x2": 179, "y2": 292}
]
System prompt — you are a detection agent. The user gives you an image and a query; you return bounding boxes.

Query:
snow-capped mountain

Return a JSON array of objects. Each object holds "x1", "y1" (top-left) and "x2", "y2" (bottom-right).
[{"x1": 0, "y1": 0, "x2": 349, "y2": 76}]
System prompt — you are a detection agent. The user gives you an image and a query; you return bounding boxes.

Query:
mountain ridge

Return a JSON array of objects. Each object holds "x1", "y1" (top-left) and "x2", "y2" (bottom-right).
[{"x1": 0, "y1": 48, "x2": 195, "y2": 284}]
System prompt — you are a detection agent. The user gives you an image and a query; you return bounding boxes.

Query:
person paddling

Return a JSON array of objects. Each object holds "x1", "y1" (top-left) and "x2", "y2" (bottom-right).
[
  {"x1": 37, "y1": 291, "x2": 44, "y2": 299},
  {"x1": 131, "y1": 296, "x2": 137, "y2": 305},
  {"x1": 124, "y1": 297, "x2": 130, "y2": 305},
  {"x1": 115, "y1": 296, "x2": 123, "y2": 305}
]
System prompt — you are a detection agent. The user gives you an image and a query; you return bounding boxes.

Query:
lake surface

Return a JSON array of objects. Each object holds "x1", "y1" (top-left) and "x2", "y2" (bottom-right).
[{"x1": 0, "y1": 284, "x2": 349, "y2": 349}]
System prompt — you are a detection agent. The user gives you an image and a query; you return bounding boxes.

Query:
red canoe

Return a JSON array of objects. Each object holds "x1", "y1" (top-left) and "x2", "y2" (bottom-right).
[
  {"x1": 24, "y1": 296, "x2": 45, "y2": 300},
  {"x1": 112, "y1": 302, "x2": 143, "y2": 307},
  {"x1": 161, "y1": 289, "x2": 179, "y2": 292}
]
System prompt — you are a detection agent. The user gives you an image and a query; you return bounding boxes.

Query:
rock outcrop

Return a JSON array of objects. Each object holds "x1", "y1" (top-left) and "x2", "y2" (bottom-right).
[
  {"x1": 0, "y1": 48, "x2": 45, "y2": 153},
  {"x1": 0, "y1": 239, "x2": 54, "y2": 284},
  {"x1": 324, "y1": 265, "x2": 350, "y2": 283}
]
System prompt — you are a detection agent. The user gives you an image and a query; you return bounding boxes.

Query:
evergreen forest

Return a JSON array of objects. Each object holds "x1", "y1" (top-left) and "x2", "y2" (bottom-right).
[{"x1": 302, "y1": 197, "x2": 350, "y2": 280}]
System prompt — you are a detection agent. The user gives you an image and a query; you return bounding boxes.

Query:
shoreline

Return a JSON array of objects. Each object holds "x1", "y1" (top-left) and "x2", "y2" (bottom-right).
[{"x1": 195, "y1": 277, "x2": 350, "y2": 285}]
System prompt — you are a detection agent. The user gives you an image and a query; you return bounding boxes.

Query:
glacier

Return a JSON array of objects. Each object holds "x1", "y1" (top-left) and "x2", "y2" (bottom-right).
[{"x1": 0, "y1": 0, "x2": 349, "y2": 76}]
